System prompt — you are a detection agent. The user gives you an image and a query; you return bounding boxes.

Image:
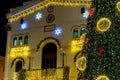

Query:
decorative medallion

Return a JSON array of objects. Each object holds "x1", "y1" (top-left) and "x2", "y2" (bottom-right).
[
  {"x1": 76, "y1": 55, "x2": 87, "y2": 72},
  {"x1": 96, "y1": 75, "x2": 109, "y2": 80},
  {"x1": 47, "y1": 6, "x2": 54, "y2": 13},
  {"x1": 97, "y1": 17, "x2": 111, "y2": 32},
  {"x1": 46, "y1": 14, "x2": 55, "y2": 23}
]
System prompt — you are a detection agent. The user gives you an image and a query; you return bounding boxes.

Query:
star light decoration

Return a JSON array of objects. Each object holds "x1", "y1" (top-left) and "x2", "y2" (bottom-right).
[
  {"x1": 35, "y1": 12, "x2": 42, "y2": 20},
  {"x1": 54, "y1": 27, "x2": 62, "y2": 36},
  {"x1": 82, "y1": 10, "x2": 89, "y2": 19},
  {"x1": 21, "y1": 22, "x2": 28, "y2": 30}
]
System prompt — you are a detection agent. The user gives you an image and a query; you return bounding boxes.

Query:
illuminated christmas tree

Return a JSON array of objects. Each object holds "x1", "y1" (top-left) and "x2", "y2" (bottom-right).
[{"x1": 76, "y1": 0, "x2": 120, "y2": 79}]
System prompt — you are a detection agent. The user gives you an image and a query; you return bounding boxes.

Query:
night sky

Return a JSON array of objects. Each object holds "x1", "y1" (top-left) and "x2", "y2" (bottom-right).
[{"x1": 0, "y1": 0, "x2": 30, "y2": 56}]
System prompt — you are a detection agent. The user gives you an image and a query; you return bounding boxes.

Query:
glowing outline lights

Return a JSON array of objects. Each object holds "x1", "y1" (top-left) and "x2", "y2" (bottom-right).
[
  {"x1": 76, "y1": 55, "x2": 87, "y2": 72},
  {"x1": 96, "y1": 75, "x2": 109, "y2": 80},
  {"x1": 10, "y1": 46, "x2": 30, "y2": 58},
  {"x1": 7, "y1": 0, "x2": 91, "y2": 23},
  {"x1": 97, "y1": 17, "x2": 111, "y2": 32},
  {"x1": 71, "y1": 33, "x2": 86, "y2": 52},
  {"x1": 116, "y1": 1, "x2": 120, "y2": 12}
]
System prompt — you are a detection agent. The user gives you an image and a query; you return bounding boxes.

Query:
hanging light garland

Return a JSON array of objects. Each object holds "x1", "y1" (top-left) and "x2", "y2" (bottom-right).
[{"x1": 7, "y1": 0, "x2": 91, "y2": 23}]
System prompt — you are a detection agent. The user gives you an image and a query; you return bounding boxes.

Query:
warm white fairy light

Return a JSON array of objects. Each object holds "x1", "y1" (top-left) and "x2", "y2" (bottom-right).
[{"x1": 7, "y1": 0, "x2": 91, "y2": 23}]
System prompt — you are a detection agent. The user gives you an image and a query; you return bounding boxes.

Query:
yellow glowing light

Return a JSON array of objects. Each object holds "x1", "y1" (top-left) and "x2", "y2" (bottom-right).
[
  {"x1": 10, "y1": 46, "x2": 30, "y2": 58},
  {"x1": 71, "y1": 33, "x2": 86, "y2": 52},
  {"x1": 71, "y1": 40, "x2": 83, "y2": 52},
  {"x1": 76, "y1": 55, "x2": 87, "y2": 72},
  {"x1": 97, "y1": 17, "x2": 111, "y2": 32},
  {"x1": 96, "y1": 75, "x2": 109, "y2": 80},
  {"x1": 7, "y1": 0, "x2": 91, "y2": 23},
  {"x1": 116, "y1": 1, "x2": 120, "y2": 12}
]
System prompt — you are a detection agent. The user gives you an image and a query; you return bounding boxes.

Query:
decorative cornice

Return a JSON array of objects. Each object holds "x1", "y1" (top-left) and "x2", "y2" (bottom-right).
[{"x1": 7, "y1": 0, "x2": 91, "y2": 23}]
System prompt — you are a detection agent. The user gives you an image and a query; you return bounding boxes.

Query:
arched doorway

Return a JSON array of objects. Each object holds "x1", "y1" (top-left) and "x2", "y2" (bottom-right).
[
  {"x1": 42, "y1": 43, "x2": 57, "y2": 69},
  {"x1": 15, "y1": 60, "x2": 22, "y2": 72}
]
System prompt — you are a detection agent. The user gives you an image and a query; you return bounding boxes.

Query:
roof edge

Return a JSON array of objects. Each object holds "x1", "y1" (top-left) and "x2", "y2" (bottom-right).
[{"x1": 7, "y1": 0, "x2": 91, "y2": 23}]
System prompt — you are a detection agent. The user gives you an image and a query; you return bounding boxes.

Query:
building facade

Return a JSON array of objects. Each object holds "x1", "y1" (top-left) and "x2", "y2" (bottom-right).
[
  {"x1": 4, "y1": 0, "x2": 91, "y2": 80},
  {"x1": 0, "y1": 56, "x2": 5, "y2": 80}
]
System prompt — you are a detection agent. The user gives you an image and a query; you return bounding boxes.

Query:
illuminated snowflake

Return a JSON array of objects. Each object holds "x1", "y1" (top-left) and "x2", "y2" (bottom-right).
[
  {"x1": 35, "y1": 12, "x2": 42, "y2": 20},
  {"x1": 82, "y1": 10, "x2": 89, "y2": 19},
  {"x1": 54, "y1": 28, "x2": 62, "y2": 36},
  {"x1": 21, "y1": 22, "x2": 27, "y2": 30}
]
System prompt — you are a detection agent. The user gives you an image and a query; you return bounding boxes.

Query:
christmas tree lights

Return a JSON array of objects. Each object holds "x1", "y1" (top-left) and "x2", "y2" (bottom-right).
[{"x1": 77, "y1": 0, "x2": 120, "y2": 79}]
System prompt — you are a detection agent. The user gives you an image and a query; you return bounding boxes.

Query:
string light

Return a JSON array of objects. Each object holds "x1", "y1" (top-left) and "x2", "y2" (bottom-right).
[
  {"x1": 7, "y1": 0, "x2": 91, "y2": 23},
  {"x1": 10, "y1": 46, "x2": 30, "y2": 58},
  {"x1": 71, "y1": 33, "x2": 86, "y2": 52}
]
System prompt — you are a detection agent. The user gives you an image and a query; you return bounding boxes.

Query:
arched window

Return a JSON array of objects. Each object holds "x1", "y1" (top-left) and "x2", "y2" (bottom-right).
[
  {"x1": 24, "y1": 36, "x2": 28, "y2": 45},
  {"x1": 18, "y1": 37, "x2": 23, "y2": 45},
  {"x1": 15, "y1": 60, "x2": 22, "y2": 72},
  {"x1": 80, "y1": 27, "x2": 86, "y2": 35},
  {"x1": 81, "y1": 7, "x2": 85, "y2": 14},
  {"x1": 73, "y1": 28, "x2": 78, "y2": 38},
  {"x1": 13, "y1": 37, "x2": 17, "y2": 46}
]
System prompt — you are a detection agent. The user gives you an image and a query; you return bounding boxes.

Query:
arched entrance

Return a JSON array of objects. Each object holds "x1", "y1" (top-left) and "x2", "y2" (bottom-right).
[{"x1": 42, "y1": 43, "x2": 57, "y2": 69}]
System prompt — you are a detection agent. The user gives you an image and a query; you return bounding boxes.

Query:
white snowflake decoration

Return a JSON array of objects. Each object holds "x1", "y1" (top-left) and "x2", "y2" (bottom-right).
[
  {"x1": 54, "y1": 28, "x2": 62, "y2": 36},
  {"x1": 82, "y1": 10, "x2": 89, "y2": 19},
  {"x1": 35, "y1": 12, "x2": 42, "y2": 20}
]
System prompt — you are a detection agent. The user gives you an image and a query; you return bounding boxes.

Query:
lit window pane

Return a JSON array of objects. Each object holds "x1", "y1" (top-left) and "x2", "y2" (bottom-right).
[
  {"x1": 80, "y1": 27, "x2": 86, "y2": 35},
  {"x1": 24, "y1": 36, "x2": 28, "y2": 44},
  {"x1": 81, "y1": 7, "x2": 85, "y2": 14},
  {"x1": 18, "y1": 37, "x2": 23, "y2": 45},
  {"x1": 13, "y1": 37, "x2": 17, "y2": 46},
  {"x1": 73, "y1": 28, "x2": 78, "y2": 38}
]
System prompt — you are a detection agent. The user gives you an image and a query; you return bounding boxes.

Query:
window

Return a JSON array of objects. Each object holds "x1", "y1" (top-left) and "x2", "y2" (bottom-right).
[
  {"x1": 81, "y1": 7, "x2": 85, "y2": 14},
  {"x1": 20, "y1": 18, "x2": 24, "y2": 24},
  {"x1": 12, "y1": 33, "x2": 29, "y2": 46},
  {"x1": 18, "y1": 37, "x2": 23, "y2": 45},
  {"x1": 13, "y1": 37, "x2": 17, "y2": 46},
  {"x1": 24, "y1": 36, "x2": 28, "y2": 45},
  {"x1": 15, "y1": 60, "x2": 22, "y2": 72},
  {"x1": 73, "y1": 28, "x2": 78, "y2": 38},
  {"x1": 80, "y1": 27, "x2": 86, "y2": 35}
]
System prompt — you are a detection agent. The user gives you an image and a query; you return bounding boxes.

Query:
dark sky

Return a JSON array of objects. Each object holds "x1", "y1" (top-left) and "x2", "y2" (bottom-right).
[{"x1": 0, "y1": 0, "x2": 30, "y2": 56}]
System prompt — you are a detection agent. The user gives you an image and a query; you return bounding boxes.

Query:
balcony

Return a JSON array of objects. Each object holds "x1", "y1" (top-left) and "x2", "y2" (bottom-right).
[{"x1": 15, "y1": 67, "x2": 69, "y2": 80}]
